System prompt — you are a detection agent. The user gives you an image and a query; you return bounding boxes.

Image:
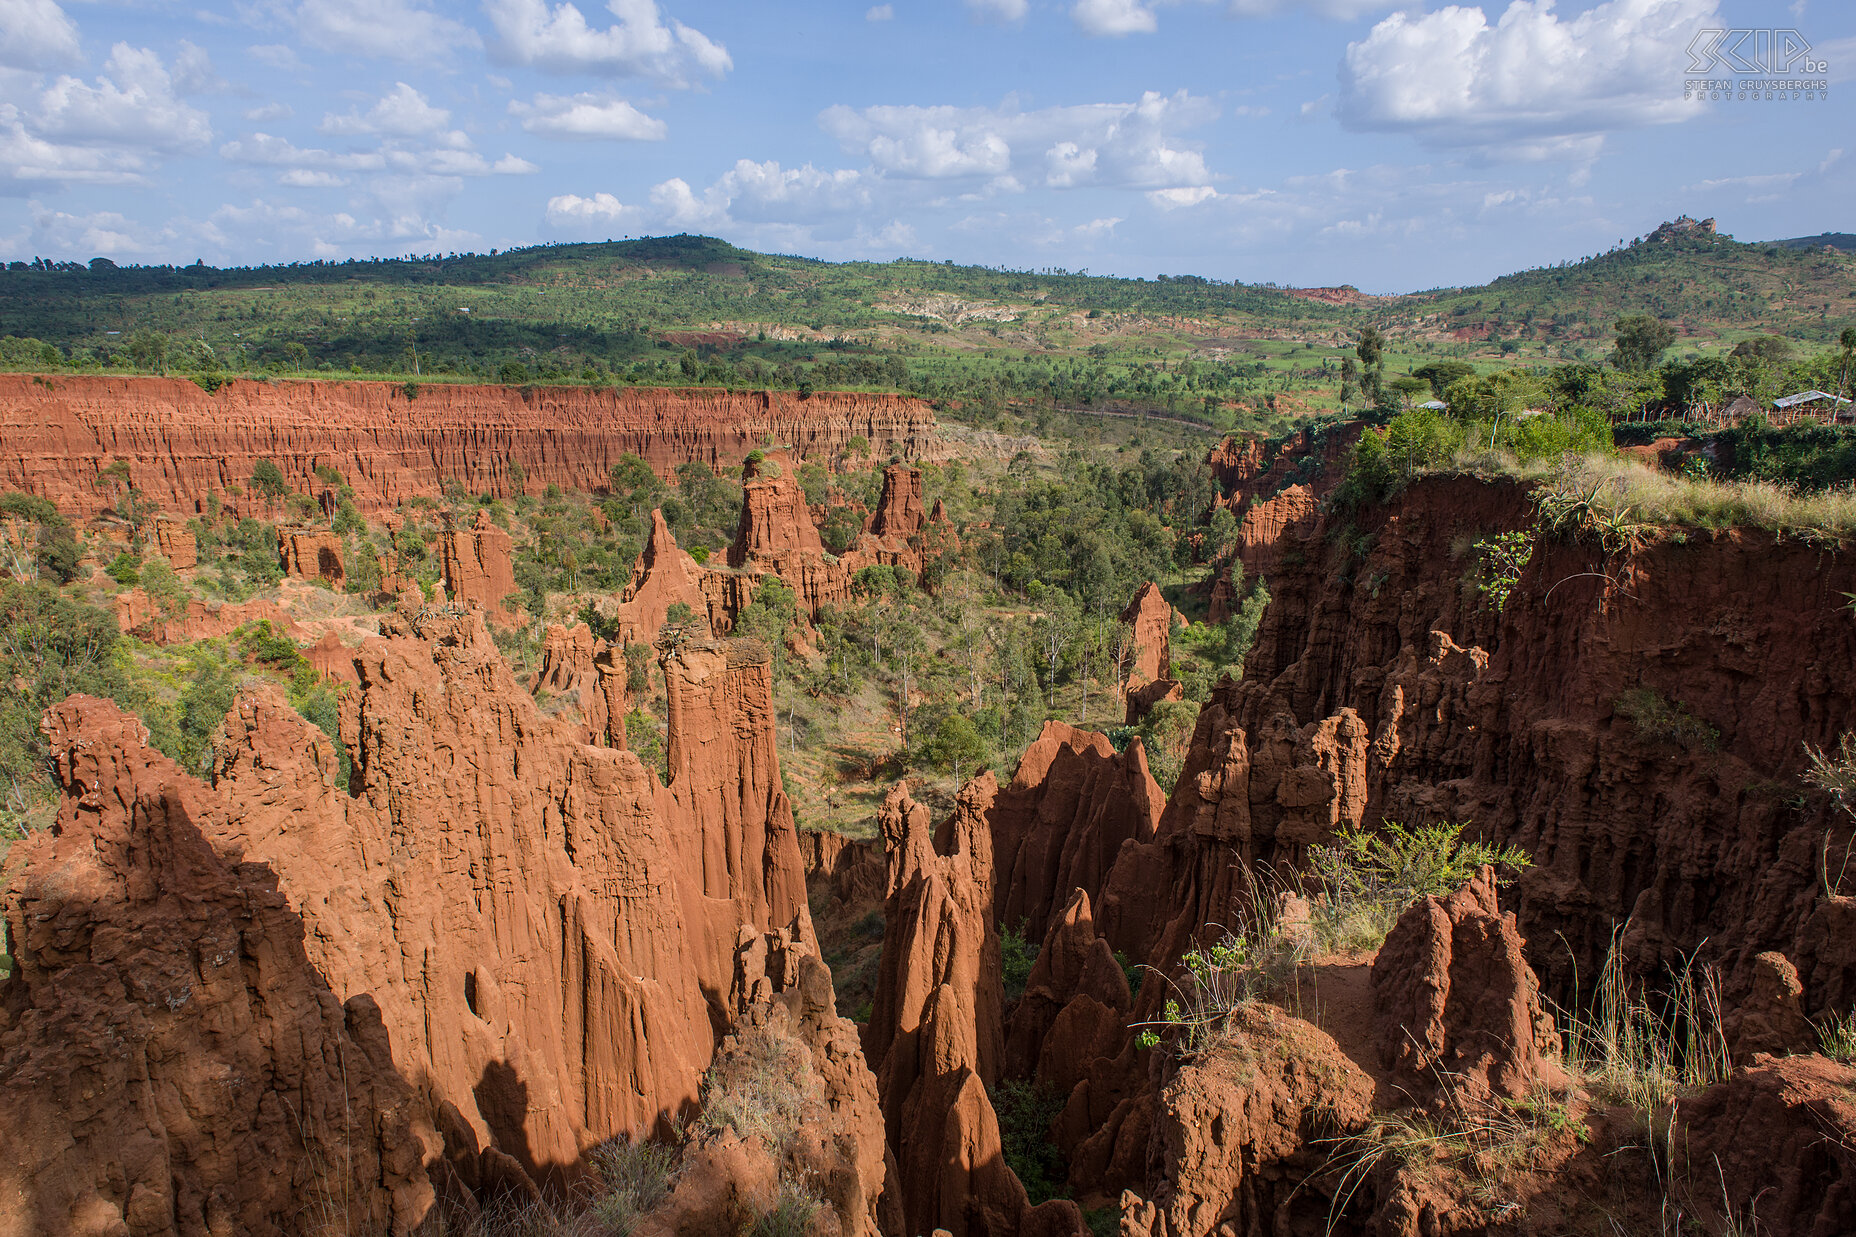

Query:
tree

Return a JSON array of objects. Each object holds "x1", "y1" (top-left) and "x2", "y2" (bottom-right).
[
  {"x1": 1387, "y1": 374, "x2": 1429, "y2": 410},
  {"x1": 1838, "y1": 326, "x2": 1856, "y2": 402},
  {"x1": 284, "y1": 341, "x2": 310, "y2": 371},
  {"x1": 1412, "y1": 360, "x2": 1474, "y2": 399},
  {"x1": 1611, "y1": 315, "x2": 1676, "y2": 372},
  {"x1": 925, "y1": 714, "x2": 987, "y2": 786},
  {"x1": 250, "y1": 459, "x2": 288, "y2": 513},
  {"x1": 1356, "y1": 326, "x2": 1387, "y2": 407},
  {"x1": 128, "y1": 330, "x2": 169, "y2": 375}
]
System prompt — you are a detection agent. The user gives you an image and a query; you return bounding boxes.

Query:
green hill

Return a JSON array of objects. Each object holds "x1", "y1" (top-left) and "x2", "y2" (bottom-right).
[
  {"x1": 2, "y1": 222, "x2": 1852, "y2": 429},
  {"x1": 1383, "y1": 219, "x2": 1855, "y2": 364}
]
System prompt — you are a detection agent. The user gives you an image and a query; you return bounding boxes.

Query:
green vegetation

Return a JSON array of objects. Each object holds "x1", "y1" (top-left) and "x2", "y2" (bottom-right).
[
  {"x1": 991, "y1": 1079, "x2": 1069, "y2": 1205},
  {"x1": 586, "y1": 1137, "x2": 677, "y2": 1236},
  {"x1": 1557, "y1": 934, "x2": 1730, "y2": 1119},
  {"x1": 1137, "y1": 821, "x2": 1529, "y2": 1054},
  {"x1": 1000, "y1": 922, "x2": 1038, "y2": 1004},
  {"x1": 1613, "y1": 688, "x2": 1719, "y2": 752}
]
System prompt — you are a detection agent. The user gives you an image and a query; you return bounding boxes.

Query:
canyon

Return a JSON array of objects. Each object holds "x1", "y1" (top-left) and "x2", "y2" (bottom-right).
[
  {"x1": 0, "y1": 375, "x2": 937, "y2": 518},
  {"x1": 6, "y1": 405, "x2": 1856, "y2": 1236}
]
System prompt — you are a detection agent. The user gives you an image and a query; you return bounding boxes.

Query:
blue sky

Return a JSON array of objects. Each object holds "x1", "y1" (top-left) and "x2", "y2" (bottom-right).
[{"x1": 1, "y1": 0, "x2": 1850, "y2": 290}]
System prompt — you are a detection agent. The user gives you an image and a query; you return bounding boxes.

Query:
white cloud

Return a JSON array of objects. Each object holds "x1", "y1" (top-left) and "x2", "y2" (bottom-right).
[
  {"x1": 1072, "y1": 0, "x2": 1158, "y2": 36},
  {"x1": 26, "y1": 204, "x2": 164, "y2": 256},
  {"x1": 278, "y1": 168, "x2": 347, "y2": 187},
  {"x1": 245, "y1": 102, "x2": 294, "y2": 122},
  {"x1": 294, "y1": 0, "x2": 477, "y2": 59},
  {"x1": 33, "y1": 44, "x2": 213, "y2": 154},
  {"x1": 494, "y1": 153, "x2": 538, "y2": 173},
  {"x1": 247, "y1": 44, "x2": 305, "y2": 71},
  {"x1": 966, "y1": 0, "x2": 1028, "y2": 20},
  {"x1": 821, "y1": 91, "x2": 1217, "y2": 189},
  {"x1": 321, "y1": 82, "x2": 455, "y2": 138},
  {"x1": 171, "y1": 41, "x2": 227, "y2": 94},
  {"x1": 866, "y1": 3, "x2": 894, "y2": 17},
  {"x1": 545, "y1": 190, "x2": 632, "y2": 225},
  {"x1": 0, "y1": 114, "x2": 151, "y2": 189},
  {"x1": 0, "y1": 0, "x2": 82, "y2": 72},
  {"x1": 1148, "y1": 184, "x2": 1218, "y2": 208},
  {"x1": 1339, "y1": 0, "x2": 1716, "y2": 158},
  {"x1": 510, "y1": 91, "x2": 667, "y2": 140},
  {"x1": 482, "y1": 0, "x2": 732, "y2": 86},
  {"x1": 220, "y1": 132, "x2": 388, "y2": 171}
]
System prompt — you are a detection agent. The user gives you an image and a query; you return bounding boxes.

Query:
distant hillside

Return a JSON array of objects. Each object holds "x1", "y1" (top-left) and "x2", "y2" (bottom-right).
[
  {"x1": 1775, "y1": 232, "x2": 1856, "y2": 253},
  {"x1": 1, "y1": 223, "x2": 1852, "y2": 427},
  {"x1": 1385, "y1": 219, "x2": 1856, "y2": 362}
]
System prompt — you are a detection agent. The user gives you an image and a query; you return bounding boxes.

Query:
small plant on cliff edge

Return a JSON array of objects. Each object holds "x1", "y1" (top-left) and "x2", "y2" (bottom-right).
[
  {"x1": 1307, "y1": 820, "x2": 1532, "y2": 955},
  {"x1": 1472, "y1": 530, "x2": 1533, "y2": 611},
  {"x1": 1817, "y1": 1008, "x2": 1856, "y2": 1064}
]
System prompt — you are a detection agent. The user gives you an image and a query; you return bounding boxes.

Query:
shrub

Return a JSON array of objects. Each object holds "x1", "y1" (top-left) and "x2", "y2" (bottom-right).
[
  {"x1": 585, "y1": 1136, "x2": 677, "y2": 1235},
  {"x1": 1614, "y1": 688, "x2": 1718, "y2": 751},
  {"x1": 991, "y1": 1079, "x2": 1067, "y2": 1204},
  {"x1": 1000, "y1": 922, "x2": 1037, "y2": 1003},
  {"x1": 1307, "y1": 821, "x2": 1532, "y2": 955},
  {"x1": 749, "y1": 1180, "x2": 820, "y2": 1237},
  {"x1": 106, "y1": 552, "x2": 141, "y2": 585},
  {"x1": 1558, "y1": 932, "x2": 1729, "y2": 1118},
  {"x1": 696, "y1": 1024, "x2": 819, "y2": 1154}
]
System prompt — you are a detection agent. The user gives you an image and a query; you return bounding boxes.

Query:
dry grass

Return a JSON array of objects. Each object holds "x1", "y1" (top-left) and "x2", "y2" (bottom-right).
[{"x1": 1448, "y1": 449, "x2": 1856, "y2": 544}]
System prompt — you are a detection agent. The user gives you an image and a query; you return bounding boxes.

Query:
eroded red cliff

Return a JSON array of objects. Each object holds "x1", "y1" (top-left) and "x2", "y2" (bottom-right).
[{"x1": 0, "y1": 374, "x2": 936, "y2": 518}]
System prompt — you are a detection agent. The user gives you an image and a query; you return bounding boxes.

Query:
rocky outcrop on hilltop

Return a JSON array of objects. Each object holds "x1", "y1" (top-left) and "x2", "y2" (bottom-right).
[
  {"x1": 1121, "y1": 582, "x2": 1179, "y2": 722},
  {"x1": 278, "y1": 526, "x2": 345, "y2": 587},
  {"x1": 530, "y1": 620, "x2": 627, "y2": 747},
  {"x1": 439, "y1": 509, "x2": 515, "y2": 616},
  {"x1": 1, "y1": 697, "x2": 431, "y2": 1237},
  {"x1": 613, "y1": 458, "x2": 957, "y2": 641},
  {"x1": 613, "y1": 509, "x2": 715, "y2": 642},
  {"x1": 2, "y1": 600, "x2": 889, "y2": 1233},
  {"x1": 0, "y1": 375, "x2": 936, "y2": 518},
  {"x1": 1204, "y1": 422, "x2": 1362, "y2": 515}
]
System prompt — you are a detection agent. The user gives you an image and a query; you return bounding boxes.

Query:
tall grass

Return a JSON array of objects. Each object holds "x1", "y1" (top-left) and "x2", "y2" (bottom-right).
[{"x1": 1557, "y1": 932, "x2": 1730, "y2": 1119}]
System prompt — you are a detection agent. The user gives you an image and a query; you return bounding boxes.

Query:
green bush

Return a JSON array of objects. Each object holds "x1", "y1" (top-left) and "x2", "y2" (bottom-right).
[
  {"x1": 696, "y1": 1024, "x2": 819, "y2": 1154},
  {"x1": 1614, "y1": 688, "x2": 1718, "y2": 751},
  {"x1": 1307, "y1": 821, "x2": 1532, "y2": 954},
  {"x1": 1000, "y1": 922, "x2": 1037, "y2": 1003},
  {"x1": 991, "y1": 1079, "x2": 1068, "y2": 1204},
  {"x1": 105, "y1": 552, "x2": 140, "y2": 585}
]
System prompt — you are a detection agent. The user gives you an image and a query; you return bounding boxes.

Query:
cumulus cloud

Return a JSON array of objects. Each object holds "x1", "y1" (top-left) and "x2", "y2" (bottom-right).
[
  {"x1": 483, "y1": 0, "x2": 731, "y2": 86},
  {"x1": 647, "y1": 159, "x2": 872, "y2": 230},
  {"x1": 294, "y1": 0, "x2": 477, "y2": 59},
  {"x1": 1071, "y1": 0, "x2": 1158, "y2": 36},
  {"x1": 545, "y1": 190, "x2": 633, "y2": 226},
  {"x1": 278, "y1": 168, "x2": 347, "y2": 187},
  {"x1": 0, "y1": 115, "x2": 150, "y2": 189},
  {"x1": 866, "y1": 4, "x2": 894, "y2": 18},
  {"x1": 1338, "y1": 0, "x2": 1715, "y2": 157},
  {"x1": 0, "y1": 0, "x2": 81, "y2": 72},
  {"x1": 510, "y1": 91, "x2": 667, "y2": 140},
  {"x1": 34, "y1": 44, "x2": 213, "y2": 153},
  {"x1": 245, "y1": 102, "x2": 294, "y2": 122},
  {"x1": 821, "y1": 91, "x2": 1217, "y2": 189},
  {"x1": 320, "y1": 82, "x2": 456, "y2": 138}
]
